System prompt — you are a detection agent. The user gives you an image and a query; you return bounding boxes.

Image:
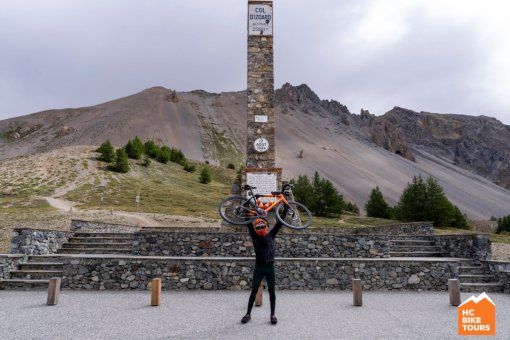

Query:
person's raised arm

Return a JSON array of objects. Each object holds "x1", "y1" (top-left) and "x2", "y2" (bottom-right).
[
  {"x1": 247, "y1": 222, "x2": 256, "y2": 241},
  {"x1": 270, "y1": 206, "x2": 288, "y2": 238}
]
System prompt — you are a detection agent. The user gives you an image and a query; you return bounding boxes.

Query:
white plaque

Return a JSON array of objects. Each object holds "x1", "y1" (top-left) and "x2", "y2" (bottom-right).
[
  {"x1": 254, "y1": 138, "x2": 269, "y2": 153},
  {"x1": 246, "y1": 173, "x2": 277, "y2": 199},
  {"x1": 255, "y1": 115, "x2": 268, "y2": 123},
  {"x1": 248, "y1": 4, "x2": 273, "y2": 36}
]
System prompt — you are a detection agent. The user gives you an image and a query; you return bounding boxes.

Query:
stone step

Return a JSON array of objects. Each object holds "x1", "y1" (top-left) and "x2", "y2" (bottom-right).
[
  {"x1": 72, "y1": 233, "x2": 134, "y2": 238},
  {"x1": 389, "y1": 251, "x2": 449, "y2": 257},
  {"x1": 68, "y1": 237, "x2": 133, "y2": 243},
  {"x1": 0, "y1": 279, "x2": 49, "y2": 290},
  {"x1": 460, "y1": 282, "x2": 504, "y2": 293},
  {"x1": 458, "y1": 274, "x2": 498, "y2": 283},
  {"x1": 57, "y1": 248, "x2": 132, "y2": 254},
  {"x1": 390, "y1": 246, "x2": 443, "y2": 251},
  {"x1": 389, "y1": 240, "x2": 436, "y2": 245},
  {"x1": 388, "y1": 236, "x2": 435, "y2": 240},
  {"x1": 19, "y1": 262, "x2": 64, "y2": 270},
  {"x1": 62, "y1": 242, "x2": 132, "y2": 249},
  {"x1": 10, "y1": 270, "x2": 63, "y2": 280}
]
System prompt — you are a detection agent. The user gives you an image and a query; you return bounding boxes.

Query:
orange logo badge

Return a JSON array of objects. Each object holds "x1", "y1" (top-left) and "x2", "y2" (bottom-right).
[{"x1": 458, "y1": 292, "x2": 495, "y2": 336}]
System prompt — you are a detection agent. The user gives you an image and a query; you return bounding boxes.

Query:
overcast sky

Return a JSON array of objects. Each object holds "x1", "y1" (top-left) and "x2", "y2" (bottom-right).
[{"x1": 1, "y1": 0, "x2": 509, "y2": 124}]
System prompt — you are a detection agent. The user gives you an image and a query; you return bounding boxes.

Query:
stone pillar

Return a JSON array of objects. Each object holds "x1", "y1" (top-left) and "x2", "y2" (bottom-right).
[{"x1": 247, "y1": 0, "x2": 275, "y2": 169}]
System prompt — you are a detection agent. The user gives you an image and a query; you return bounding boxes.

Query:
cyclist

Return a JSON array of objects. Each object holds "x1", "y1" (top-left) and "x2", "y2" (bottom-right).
[{"x1": 241, "y1": 207, "x2": 287, "y2": 325}]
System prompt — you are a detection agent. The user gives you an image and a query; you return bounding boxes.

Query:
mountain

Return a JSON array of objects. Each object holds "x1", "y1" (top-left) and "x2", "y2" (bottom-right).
[{"x1": 1, "y1": 84, "x2": 509, "y2": 219}]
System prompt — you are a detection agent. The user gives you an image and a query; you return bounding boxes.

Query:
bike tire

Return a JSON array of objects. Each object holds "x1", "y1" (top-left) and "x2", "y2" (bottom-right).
[
  {"x1": 218, "y1": 196, "x2": 255, "y2": 225},
  {"x1": 275, "y1": 201, "x2": 312, "y2": 230}
]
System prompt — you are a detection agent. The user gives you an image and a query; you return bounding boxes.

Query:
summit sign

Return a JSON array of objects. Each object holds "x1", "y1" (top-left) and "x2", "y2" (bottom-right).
[{"x1": 248, "y1": 4, "x2": 273, "y2": 36}]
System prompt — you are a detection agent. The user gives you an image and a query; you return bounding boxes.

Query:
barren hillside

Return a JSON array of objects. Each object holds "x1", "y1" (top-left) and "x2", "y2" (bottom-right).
[{"x1": 1, "y1": 84, "x2": 509, "y2": 219}]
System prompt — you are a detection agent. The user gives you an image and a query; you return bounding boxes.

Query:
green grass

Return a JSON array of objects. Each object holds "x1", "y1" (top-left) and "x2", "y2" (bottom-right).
[
  {"x1": 311, "y1": 215, "x2": 401, "y2": 229},
  {"x1": 64, "y1": 160, "x2": 236, "y2": 219},
  {"x1": 490, "y1": 233, "x2": 510, "y2": 244}
]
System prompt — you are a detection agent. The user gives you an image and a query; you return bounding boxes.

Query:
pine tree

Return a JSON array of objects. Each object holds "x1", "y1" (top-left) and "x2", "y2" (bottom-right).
[
  {"x1": 365, "y1": 186, "x2": 392, "y2": 219},
  {"x1": 451, "y1": 205, "x2": 469, "y2": 229},
  {"x1": 290, "y1": 175, "x2": 315, "y2": 209},
  {"x1": 144, "y1": 140, "x2": 160, "y2": 159},
  {"x1": 109, "y1": 148, "x2": 130, "y2": 173},
  {"x1": 96, "y1": 140, "x2": 115, "y2": 163},
  {"x1": 424, "y1": 177, "x2": 454, "y2": 227},
  {"x1": 157, "y1": 146, "x2": 172, "y2": 164},
  {"x1": 395, "y1": 175, "x2": 428, "y2": 221},
  {"x1": 497, "y1": 215, "x2": 510, "y2": 233}
]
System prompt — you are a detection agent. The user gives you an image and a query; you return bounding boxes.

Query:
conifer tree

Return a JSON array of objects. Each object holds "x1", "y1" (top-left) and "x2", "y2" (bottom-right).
[
  {"x1": 96, "y1": 140, "x2": 115, "y2": 163},
  {"x1": 365, "y1": 186, "x2": 392, "y2": 219},
  {"x1": 109, "y1": 148, "x2": 130, "y2": 173}
]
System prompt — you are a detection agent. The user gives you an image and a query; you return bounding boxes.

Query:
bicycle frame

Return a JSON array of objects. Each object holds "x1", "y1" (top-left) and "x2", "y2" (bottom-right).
[{"x1": 256, "y1": 193, "x2": 289, "y2": 213}]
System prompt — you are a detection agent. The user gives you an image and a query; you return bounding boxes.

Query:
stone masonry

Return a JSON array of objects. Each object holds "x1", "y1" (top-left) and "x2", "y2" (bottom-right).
[{"x1": 247, "y1": 0, "x2": 275, "y2": 168}]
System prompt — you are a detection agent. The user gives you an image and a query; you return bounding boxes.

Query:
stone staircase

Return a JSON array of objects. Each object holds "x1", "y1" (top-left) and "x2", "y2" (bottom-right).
[
  {"x1": 389, "y1": 236, "x2": 449, "y2": 257},
  {"x1": 458, "y1": 262, "x2": 504, "y2": 293},
  {"x1": 0, "y1": 258, "x2": 63, "y2": 290},
  {"x1": 56, "y1": 232, "x2": 134, "y2": 255}
]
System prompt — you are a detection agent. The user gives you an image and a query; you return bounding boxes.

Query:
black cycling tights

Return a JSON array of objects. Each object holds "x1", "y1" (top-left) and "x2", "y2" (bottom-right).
[{"x1": 246, "y1": 286, "x2": 276, "y2": 316}]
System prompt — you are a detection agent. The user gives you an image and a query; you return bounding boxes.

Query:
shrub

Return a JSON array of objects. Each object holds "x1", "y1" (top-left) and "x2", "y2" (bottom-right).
[
  {"x1": 497, "y1": 215, "x2": 510, "y2": 234},
  {"x1": 141, "y1": 154, "x2": 151, "y2": 167},
  {"x1": 344, "y1": 201, "x2": 360, "y2": 215},
  {"x1": 96, "y1": 140, "x2": 115, "y2": 163},
  {"x1": 199, "y1": 167, "x2": 212, "y2": 184},
  {"x1": 170, "y1": 148, "x2": 186, "y2": 165},
  {"x1": 227, "y1": 163, "x2": 236, "y2": 170},
  {"x1": 183, "y1": 163, "x2": 196, "y2": 173}
]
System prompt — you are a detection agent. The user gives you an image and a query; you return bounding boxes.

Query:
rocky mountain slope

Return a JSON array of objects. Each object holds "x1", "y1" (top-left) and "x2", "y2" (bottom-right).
[{"x1": 1, "y1": 84, "x2": 509, "y2": 219}]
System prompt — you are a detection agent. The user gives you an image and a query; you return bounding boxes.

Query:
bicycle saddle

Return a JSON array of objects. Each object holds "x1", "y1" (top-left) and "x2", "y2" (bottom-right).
[{"x1": 243, "y1": 185, "x2": 256, "y2": 190}]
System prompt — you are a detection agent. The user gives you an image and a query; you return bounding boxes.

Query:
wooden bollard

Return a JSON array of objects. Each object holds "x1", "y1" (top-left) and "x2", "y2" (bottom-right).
[
  {"x1": 255, "y1": 283, "x2": 263, "y2": 306},
  {"x1": 47, "y1": 277, "x2": 61, "y2": 306},
  {"x1": 151, "y1": 278, "x2": 162, "y2": 306},
  {"x1": 352, "y1": 279, "x2": 362, "y2": 306},
  {"x1": 448, "y1": 279, "x2": 461, "y2": 306}
]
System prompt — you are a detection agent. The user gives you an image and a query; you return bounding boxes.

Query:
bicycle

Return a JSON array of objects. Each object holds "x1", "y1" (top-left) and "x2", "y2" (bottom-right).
[{"x1": 218, "y1": 184, "x2": 312, "y2": 230}]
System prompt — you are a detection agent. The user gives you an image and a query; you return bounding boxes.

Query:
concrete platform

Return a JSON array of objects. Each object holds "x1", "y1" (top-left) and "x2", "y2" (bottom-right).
[{"x1": 0, "y1": 290, "x2": 508, "y2": 339}]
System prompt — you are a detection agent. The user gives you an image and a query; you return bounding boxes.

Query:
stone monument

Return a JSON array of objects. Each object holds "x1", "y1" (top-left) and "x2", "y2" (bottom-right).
[{"x1": 242, "y1": 0, "x2": 282, "y2": 197}]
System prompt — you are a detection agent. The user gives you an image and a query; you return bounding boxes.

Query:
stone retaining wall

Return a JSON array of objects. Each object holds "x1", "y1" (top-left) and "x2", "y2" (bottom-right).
[
  {"x1": 0, "y1": 255, "x2": 25, "y2": 279},
  {"x1": 59, "y1": 256, "x2": 461, "y2": 291},
  {"x1": 71, "y1": 220, "x2": 140, "y2": 233},
  {"x1": 487, "y1": 260, "x2": 510, "y2": 293},
  {"x1": 312, "y1": 223, "x2": 434, "y2": 236},
  {"x1": 435, "y1": 235, "x2": 492, "y2": 260},
  {"x1": 132, "y1": 231, "x2": 390, "y2": 258},
  {"x1": 10, "y1": 229, "x2": 73, "y2": 255}
]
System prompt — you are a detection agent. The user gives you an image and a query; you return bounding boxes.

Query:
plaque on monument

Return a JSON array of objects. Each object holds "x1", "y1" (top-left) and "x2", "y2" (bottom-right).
[
  {"x1": 254, "y1": 138, "x2": 269, "y2": 153},
  {"x1": 248, "y1": 3, "x2": 273, "y2": 36},
  {"x1": 255, "y1": 115, "x2": 268, "y2": 123},
  {"x1": 246, "y1": 172, "x2": 277, "y2": 199}
]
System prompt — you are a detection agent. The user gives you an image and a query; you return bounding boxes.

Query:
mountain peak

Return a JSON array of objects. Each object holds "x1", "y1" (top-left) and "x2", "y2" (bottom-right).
[{"x1": 275, "y1": 83, "x2": 321, "y2": 105}]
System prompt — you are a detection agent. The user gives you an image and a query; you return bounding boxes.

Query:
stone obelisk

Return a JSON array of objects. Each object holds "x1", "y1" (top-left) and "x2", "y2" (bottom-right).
[{"x1": 243, "y1": 0, "x2": 282, "y2": 195}]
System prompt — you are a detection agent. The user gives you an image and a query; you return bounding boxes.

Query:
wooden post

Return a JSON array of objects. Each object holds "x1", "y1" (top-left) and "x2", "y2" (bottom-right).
[
  {"x1": 352, "y1": 279, "x2": 362, "y2": 306},
  {"x1": 151, "y1": 278, "x2": 162, "y2": 306},
  {"x1": 255, "y1": 283, "x2": 263, "y2": 306},
  {"x1": 448, "y1": 279, "x2": 461, "y2": 306},
  {"x1": 47, "y1": 277, "x2": 61, "y2": 306}
]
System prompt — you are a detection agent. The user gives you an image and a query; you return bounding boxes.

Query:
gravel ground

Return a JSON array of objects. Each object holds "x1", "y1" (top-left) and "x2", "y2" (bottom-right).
[
  {"x1": 492, "y1": 243, "x2": 510, "y2": 261},
  {"x1": 0, "y1": 290, "x2": 508, "y2": 339}
]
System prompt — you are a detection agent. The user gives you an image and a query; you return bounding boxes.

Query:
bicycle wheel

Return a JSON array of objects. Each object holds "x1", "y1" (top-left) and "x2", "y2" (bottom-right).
[
  {"x1": 218, "y1": 196, "x2": 255, "y2": 225},
  {"x1": 275, "y1": 201, "x2": 312, "y2": 230}
]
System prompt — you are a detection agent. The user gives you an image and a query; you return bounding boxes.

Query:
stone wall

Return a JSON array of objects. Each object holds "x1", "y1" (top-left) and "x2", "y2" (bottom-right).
[
  {"x1": 60, "y1": 255, "x2": 460, "y2": 291},
  {"x1": 435, "y1": 235, "x2": 492, "y2": 260},
  {"x1": 71, "y1": 220, "x2": 140, "y2": 233},
  {"x1": 132, "y1": 231, "x2": 390, "y2": 258},
  {"x1": 10, "y1": 229, "x2": 73, "y2": 255},
  {"x1": 0, "y1": 255, "x2": 25, "y2": 279},
  {"x1": 312, "y1": 222, "x2": 434, "y2": 236},
  {"x1": 487, "y1": 260, "x2": 510, "y2": 293}
]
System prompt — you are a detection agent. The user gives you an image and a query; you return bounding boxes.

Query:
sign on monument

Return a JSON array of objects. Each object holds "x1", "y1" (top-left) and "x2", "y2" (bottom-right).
[
  {"x1": 248, "y1": 4, "x2": 273, "y2": 36},
  {"x1": 246, "y1": 173, "x2": 277, "y2": 198},
  {"x1": 254, "y1": 138, "x2": 269, "y2": 153}
]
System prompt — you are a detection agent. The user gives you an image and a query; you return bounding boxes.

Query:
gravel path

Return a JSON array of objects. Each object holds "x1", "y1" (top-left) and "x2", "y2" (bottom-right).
[{"x1": 0, "y1": 290, "x2": 508, "y2": 339}]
